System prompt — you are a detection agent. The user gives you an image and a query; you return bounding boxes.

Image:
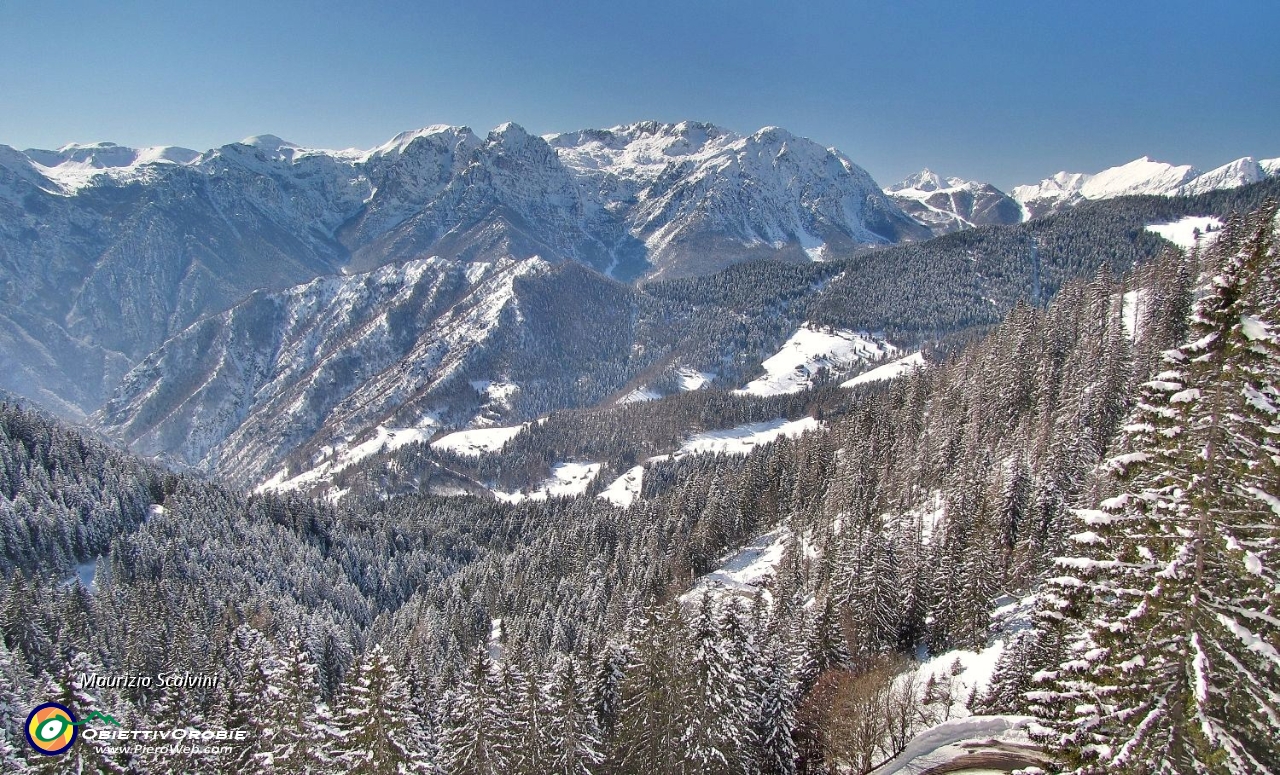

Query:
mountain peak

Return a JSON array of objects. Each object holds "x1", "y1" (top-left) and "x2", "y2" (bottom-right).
[
  {"x1": 369, "y1": 125, "x2": 473, "y2": 157},
  {"x1": 889, "y1": 168, "x2": 950, "y2": 193},
  {"x1": 239, "y1": 134, "x2": 299, "y2": 150}
]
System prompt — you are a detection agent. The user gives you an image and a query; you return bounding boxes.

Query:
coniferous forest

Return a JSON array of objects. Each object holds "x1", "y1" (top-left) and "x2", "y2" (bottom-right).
[{"x1": 1, "y1": 197, "x2": 1278, "y2": 774}]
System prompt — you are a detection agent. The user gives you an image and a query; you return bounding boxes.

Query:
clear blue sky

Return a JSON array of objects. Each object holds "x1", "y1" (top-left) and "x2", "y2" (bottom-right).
[{"x1": 2, "y1": 0, "x2": 1276, "y2": 190}]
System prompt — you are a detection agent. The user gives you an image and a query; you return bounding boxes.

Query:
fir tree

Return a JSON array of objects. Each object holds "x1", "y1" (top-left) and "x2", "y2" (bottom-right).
[
  {"x1": 1031, "y1": 201, "x2": 1280, "y2": 774},
  {"x1": 335, "y1": 645, "x2": 426, "y2": 774}
]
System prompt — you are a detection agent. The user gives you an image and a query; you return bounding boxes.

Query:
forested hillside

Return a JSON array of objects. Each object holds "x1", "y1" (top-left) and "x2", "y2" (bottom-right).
[{"x1": 4, "y1": 196, "x2": 1273, "y2": 772}]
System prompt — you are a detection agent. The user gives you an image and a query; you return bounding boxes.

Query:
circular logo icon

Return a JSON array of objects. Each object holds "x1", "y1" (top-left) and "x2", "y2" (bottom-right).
[{"x1": 25, "y1": 702, "x2": 78, "y2": 756}]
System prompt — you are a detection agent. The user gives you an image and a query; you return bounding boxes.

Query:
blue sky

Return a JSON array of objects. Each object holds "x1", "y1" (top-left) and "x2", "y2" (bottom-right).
[{"x1": 1, "y1": 0, "x2": 1276, "y2": 189}]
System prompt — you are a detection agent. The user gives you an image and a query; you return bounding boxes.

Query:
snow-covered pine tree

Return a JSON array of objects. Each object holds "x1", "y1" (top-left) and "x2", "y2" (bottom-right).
[
  {"x1": 334, "y1": 644, "x2": 426, "y2": 774},
  {"x1": 539, "y1": 655, "x2": 603, "y2": 775},
  {"x1": 438, "y1": 643, "x2": 511, "y2": 775},
  {"x1": 216, "y1": 625, "x2": 279, "y2": 773},
  {"x1": 675, "y1": 595, "x2": 755, "y2": 775},
  {"x1": 586, "y1": 641, "x2": 628, "y2": 751},
  {"x1": 612, "y1": 603, "x2": 682, "y2": 774},
  {"x1": 754, "y1": 633, "x2": 799, "y2": 775},
  {"x1": 257, "y1": 639, "x2": 338, "y2": 774},
  {"x1": 1030, "y1": 200, "x2": 1280, "y2": 774},
  {"x1": 0, "y1": 640, "x2": 28, "y2": 772}
]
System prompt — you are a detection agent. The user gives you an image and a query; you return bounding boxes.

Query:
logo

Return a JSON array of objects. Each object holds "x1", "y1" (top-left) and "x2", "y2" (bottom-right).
[
  {"x1": 24, "y1": 704, "x2": 121, "y2": 756},
  {"x1": 25, "y1": 703, "x2": 77, "y2": 756}
]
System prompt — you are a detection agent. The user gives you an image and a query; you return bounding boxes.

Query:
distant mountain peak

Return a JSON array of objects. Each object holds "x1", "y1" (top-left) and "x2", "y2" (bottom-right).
[
  {"x1": 889, "y1": 169, "x2": 951, "y2": 193},
  {"x1": 239, "y1": 134, "x2": 299, "y2": 150},
  {"x1": 885, "y1": 169, "x2": 1021, "y2": 234},
  {"x1": 1010, "y1": 152, "x2": 1280, "y2": 217}
]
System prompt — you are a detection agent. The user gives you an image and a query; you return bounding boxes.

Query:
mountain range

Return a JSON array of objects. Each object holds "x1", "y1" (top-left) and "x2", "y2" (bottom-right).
[
  {"x1": 1010, "y1": 154, "x2": 1280, "y2": 217},
  {"x1": 2, "y1": 120, "x2": 1278, "y2": 491}
]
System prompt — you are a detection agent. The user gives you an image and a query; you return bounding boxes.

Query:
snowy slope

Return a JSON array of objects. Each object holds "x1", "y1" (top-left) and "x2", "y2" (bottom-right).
[
  {"x1": 1145, "y1": 215, "x2": 1223, "y2": 250},
  {"x1": 257, "y1": 422, "x2": 439, "y2": 496},
  {"x1": 95, "y1": 256, "x2": 553, "y2": 486},
  {"x1": 675, "y1": 417, "x2": 822, "y2": 457},
  {"x1": 547, "y1": 122, "x2": 928, "y2": 278},
  {"x1": 431, "y1": 424, "x2": 528, "y2": 456},
  {"x1": 23, "y1": 141, "x2": 201, "y2": 192},
  {"x1": 736, "y1": 324, "x2": 895, "y2": 396},
  {"x1": 494, "y1": 461, "x2": 602, "y2": 503},
  {"x1": 1079, "y1": 156, "x2": 1200, "y2": 199},
  {"x1": 841, "y1": 352, "x2": 926, "y2": 388},
  {"x1": 681, "y1": 527, "x2": 791, "y2": 604},
  {"x1": 598, "y1": 465, "x2": 646, "y2": 508}
]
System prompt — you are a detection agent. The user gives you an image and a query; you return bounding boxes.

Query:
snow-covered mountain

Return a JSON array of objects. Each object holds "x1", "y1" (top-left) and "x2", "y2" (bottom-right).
[
  {"x1": 547, "y1": 122, "x2": 928, "y2": 275},
  {"x1": 94, "y1": 256, "x2": 648, "y2": 486},
  {"x1": 1176, "y1": 155, "x2": 1280, "y2": 196},
  {"x1": 22, "y1": 141, "x2": 201, "y2": 191},
  {"x1": 886, "y1": 169, "x2": 1022, "y2": 233},
  {"x1": 0, "y1": 121, "x2": 925, "y2": 416},
  {"x1": 1012, "y1": 154, "x2": 1280, "y2": 217}
]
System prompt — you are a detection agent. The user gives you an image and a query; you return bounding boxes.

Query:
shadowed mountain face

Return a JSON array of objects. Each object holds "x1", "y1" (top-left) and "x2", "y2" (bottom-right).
[{"x1": 0, "y1": 121, "x2": 926, "y2": 416}]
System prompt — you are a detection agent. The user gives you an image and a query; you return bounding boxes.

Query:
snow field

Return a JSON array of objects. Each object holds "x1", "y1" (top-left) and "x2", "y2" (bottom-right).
[
  {"x1": 737, "y1": 324, "x2": 895, "y2": 396},
  {"x1": 493, "y1": 461, "x2": 602, "y2": 503},
  {"x1": 1145, "y1": 216, "x2": 1223, "y2": 251},
  {"x1": 430, "y1": 423, "x2": 527, "y2": 456},
  {"x1": 598, "y1": 465, "x2": 645, "y2": 508},
  {"x1": 841, "y1": 352, "x2": 926, "y2": 388},
  {"x1": 676, "y1": 417, "x2": 821, "y2": 457}
]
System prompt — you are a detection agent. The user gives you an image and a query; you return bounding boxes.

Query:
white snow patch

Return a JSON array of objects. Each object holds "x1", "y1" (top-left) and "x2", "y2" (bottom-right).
[
  {"x1": 1121, "y1": 290, "x2": 1144, "y2": 340},
  {"x1": 65, "y1": 557, "x2": 103, "y2": 591},
  {"x1": 915, "y1": 640, "x2": 1007, "y2": 719},
  {"x1": 677, "y1": 417, "x2": 821, "y2": 458},
  {"x1": 1241, "y1": 315, "x2": 1272, "y2": 342},
  {"x1": 257, "y1": 420, "x2": 438, "y2": 496},
  {"x1": 431, "y1": 424, "x2": 527, "y2": 456},
  {"x1": 681, "y1": 527, "x2": 790, "y2": 605},
  {"x1": 737, "y1": 324, "x2": 895, "y2": 396},
  {"x1": 676, "y1": 368, "x2": 714, "y2": 391},
  {"x1": 841, "y1": 352, "x2": 926, "y2": 388},
  {"x1": 471, "y1": 379, "x2": 520, "y2": 406},
  {"x1": 488, "y1": 618, "x2": 505, "y2": 665},
  {"x1": 1146, "y1": 216, "x2": 1223, "y2": 251},
  {"x1": 494, "y1": 462, "x2": 602, "y2": 503},
  {"x1": 618, "y1": 387, "x2": 662, "y2": 405},
  {"x1": 598, "y1": 465, "x2": 645, "y2": 508},
  {"x1": 890, "y1": 491, "x2": 945, "y2": 545}
]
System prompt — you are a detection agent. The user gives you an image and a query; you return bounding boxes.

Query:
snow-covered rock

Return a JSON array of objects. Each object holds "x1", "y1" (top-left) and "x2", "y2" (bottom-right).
[
  {"x1": 94, "y1": 256, "x2": 551, "y2": 485},
  {"x1": 1177, "y1": 156, "x2": 1276, "y2": 196}
]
